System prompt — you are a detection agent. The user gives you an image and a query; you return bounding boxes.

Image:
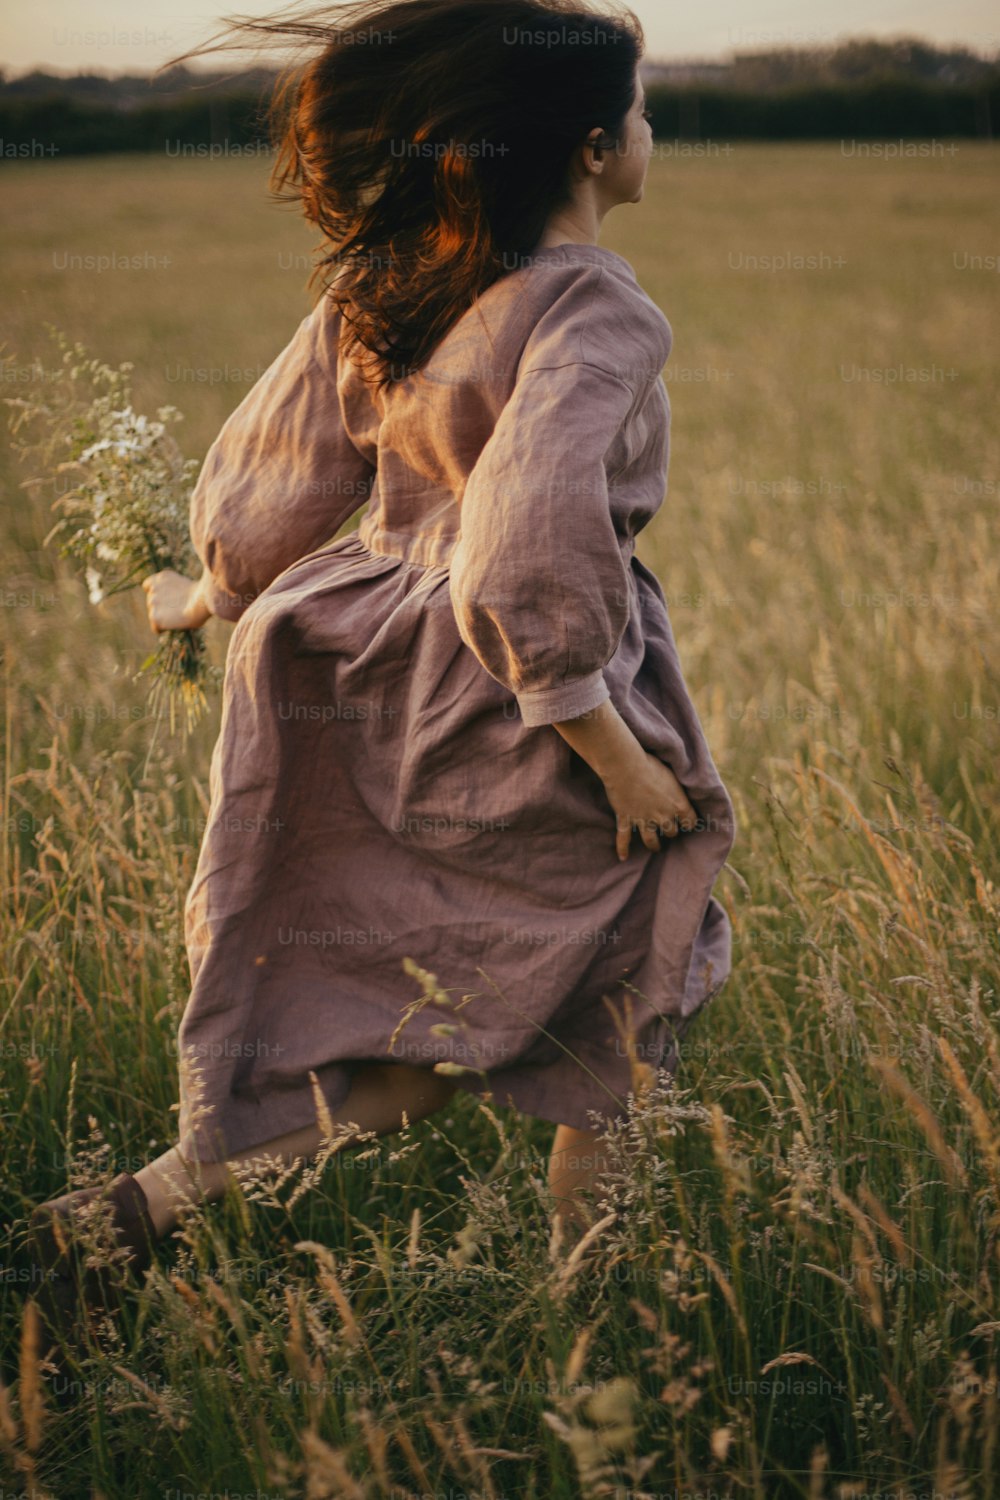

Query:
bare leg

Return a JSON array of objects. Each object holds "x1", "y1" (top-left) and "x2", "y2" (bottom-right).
[
  {"x1": 547, "y1": 1123, "x2": 614, "y2": 1242},
  {"x1": 134, "y1": 1062, "x2": 458, "y2": 1238}
]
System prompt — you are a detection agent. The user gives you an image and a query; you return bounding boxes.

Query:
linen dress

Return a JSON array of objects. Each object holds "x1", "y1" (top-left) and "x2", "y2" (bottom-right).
[{"x1": 176, "y1": 241, "x2": 737, "y2": 1164}]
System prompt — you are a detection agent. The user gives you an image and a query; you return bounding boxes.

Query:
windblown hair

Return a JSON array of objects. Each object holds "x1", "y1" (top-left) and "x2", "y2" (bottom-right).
[{"x1": 161, "y1": 0, "x2": 643, "y2": 388}]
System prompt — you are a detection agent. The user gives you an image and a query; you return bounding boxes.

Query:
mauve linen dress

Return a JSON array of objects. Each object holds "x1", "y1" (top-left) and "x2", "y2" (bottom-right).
[{"x1": 176, "y1": 241, "x2": 737, "y2": 1163}]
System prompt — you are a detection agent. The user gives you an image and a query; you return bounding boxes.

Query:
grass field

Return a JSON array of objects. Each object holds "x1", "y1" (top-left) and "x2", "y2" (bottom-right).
[{"x1": 1, "y1": 143, "x2": 999, "y2": 1498}]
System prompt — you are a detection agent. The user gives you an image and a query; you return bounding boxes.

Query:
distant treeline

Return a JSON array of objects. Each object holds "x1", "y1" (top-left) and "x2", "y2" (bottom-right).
[
  {"x1": 645, "y1": 75, "x2": 997, "y2": 143},
  {"x1": 0, "y1": 50, "x2": 996, "y2": 157},
  {"x1": 0, "y1": 92, "x2": 272, "y2": 157}
]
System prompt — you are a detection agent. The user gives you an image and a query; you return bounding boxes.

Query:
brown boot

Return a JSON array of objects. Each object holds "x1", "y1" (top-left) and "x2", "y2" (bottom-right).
[{"x1": 28, "y1": 1171, "x2": 159, "y2": 1352}]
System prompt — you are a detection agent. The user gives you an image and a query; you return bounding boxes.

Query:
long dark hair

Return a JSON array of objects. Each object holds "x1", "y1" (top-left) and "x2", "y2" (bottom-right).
[{"x1": 160, "y1": 0, "x2": 643, "y2": 388}]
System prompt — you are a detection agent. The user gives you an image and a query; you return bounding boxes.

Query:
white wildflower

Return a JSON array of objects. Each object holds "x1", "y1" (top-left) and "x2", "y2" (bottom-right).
[
  {"x1": 2, "y1": 325, "x2": 212, "y2": 734},
  {"x1": 85, "y1": 566, "x2": 104, "y2": 605}
]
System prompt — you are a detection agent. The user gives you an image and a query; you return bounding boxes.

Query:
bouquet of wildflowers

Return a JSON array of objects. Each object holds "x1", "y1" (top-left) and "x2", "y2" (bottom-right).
[{"x1": 3, "y1": 324, "x2": 211, "y2": 735}]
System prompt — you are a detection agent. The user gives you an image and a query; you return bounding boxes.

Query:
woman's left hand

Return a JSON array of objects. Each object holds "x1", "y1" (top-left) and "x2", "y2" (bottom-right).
[{"x1": 141, "y1": 569, "x2": 213, "y2": 633}]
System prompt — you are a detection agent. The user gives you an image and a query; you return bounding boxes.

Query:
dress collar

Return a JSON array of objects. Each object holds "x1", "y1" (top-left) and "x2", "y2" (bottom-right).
[{"x1": 524, "y1": 242, "x2": 637, "y2": 280}]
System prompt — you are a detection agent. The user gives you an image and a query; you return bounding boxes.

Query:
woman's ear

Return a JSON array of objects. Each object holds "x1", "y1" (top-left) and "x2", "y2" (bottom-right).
[{"x1": 585, "y1": 128, "x2": 607, "y2": 169}]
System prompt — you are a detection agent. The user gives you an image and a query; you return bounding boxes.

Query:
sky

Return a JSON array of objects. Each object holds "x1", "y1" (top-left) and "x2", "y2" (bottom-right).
[{"x1": 1, "y1": 0, "x2": 998, "y2": 77}]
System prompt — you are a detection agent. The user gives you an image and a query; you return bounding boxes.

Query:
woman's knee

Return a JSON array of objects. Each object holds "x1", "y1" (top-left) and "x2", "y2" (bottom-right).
[{"x1": 353, "y1": 1059, "x2": 459, "y2": 1115}]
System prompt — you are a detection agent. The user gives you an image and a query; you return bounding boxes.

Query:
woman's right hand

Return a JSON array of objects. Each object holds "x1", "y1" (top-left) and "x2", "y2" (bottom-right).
[
  {"x1": 141, "y1": 569, "x2": 213, "y2": 634},
  {"x1": 600, "y1": 748, "x2": 699, "y2": 861},
  {"x1": 551, "y1": 697, "x2": 700, "y2": 860}
]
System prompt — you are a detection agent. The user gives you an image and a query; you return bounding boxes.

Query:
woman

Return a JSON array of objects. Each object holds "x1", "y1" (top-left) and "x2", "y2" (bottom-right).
[{"x1": 29, "y1": 0, "x2": 736, "y2": 1338}]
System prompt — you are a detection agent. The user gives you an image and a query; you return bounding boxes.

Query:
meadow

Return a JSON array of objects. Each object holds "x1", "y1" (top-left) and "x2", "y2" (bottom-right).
[{"x1": 1, "y1": 142, "x2": 999, "y2": 1497}]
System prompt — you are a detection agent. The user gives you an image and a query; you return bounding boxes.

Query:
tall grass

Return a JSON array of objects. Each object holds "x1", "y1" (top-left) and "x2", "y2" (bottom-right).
[{"x1": 1, "y1": 144, "x2": 999, "y2": 1497}]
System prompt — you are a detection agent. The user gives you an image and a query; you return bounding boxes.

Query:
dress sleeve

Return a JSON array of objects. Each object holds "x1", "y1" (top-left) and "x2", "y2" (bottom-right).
[
  {"x1": 189, "y1": 293, "x2": 376, "y2": 623},
  {"x1": 449, "y1": 356, "x2": 637, "y2": 728}
]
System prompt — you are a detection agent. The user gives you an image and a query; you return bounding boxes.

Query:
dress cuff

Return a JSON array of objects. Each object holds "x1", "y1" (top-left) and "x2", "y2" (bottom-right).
[
  {"x1": 202, "y1": 577, "x2": 255, "y2": 624},
  {"x1": 515, "y1": 669, "x2": 610, "y2": 728}
]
